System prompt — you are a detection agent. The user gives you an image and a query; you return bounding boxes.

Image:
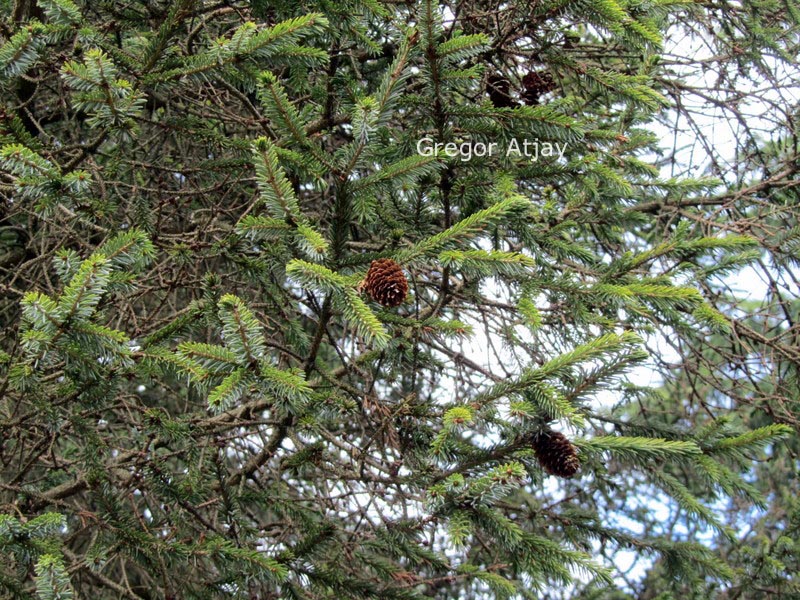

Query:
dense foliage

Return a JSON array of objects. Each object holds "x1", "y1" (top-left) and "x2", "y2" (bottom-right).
[{"x1": 1, "y1": 0, "x2": 799, "y2": 598}]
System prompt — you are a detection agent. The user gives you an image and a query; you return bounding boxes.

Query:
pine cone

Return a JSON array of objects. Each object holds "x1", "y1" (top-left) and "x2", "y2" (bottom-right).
[
  {"x1": 486, "y1": 74, "x2": 517, "y2": 108},
  {"x1": 532, "y1": 430, "x2": 579, "y2": 478},
  {"x1": 361, "y1": 258, "x2": 408, "y2": 307},
  {"x1": 521, "y1": 70, "x2": 556, "y2": 105}
]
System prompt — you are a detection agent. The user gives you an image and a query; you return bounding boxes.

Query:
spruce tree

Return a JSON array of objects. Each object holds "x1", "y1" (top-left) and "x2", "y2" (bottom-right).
[{"x1": 1, "y1": 0, "x2": 798, "y2": 599}]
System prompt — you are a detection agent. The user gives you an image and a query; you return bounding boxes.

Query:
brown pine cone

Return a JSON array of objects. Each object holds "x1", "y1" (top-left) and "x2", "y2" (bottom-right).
[
  {"x1": 361, "y1": 258, "x2": 408, "y2": 307},
  {"x1": 521, "y1": 70, "x2": 556, "y2": 105},
  {"x1": 487, "y1": 74, "x2": 518, "y2": 108},
  {"x1": 532, "y1": 430, "x2": 579, "y2": 478}
]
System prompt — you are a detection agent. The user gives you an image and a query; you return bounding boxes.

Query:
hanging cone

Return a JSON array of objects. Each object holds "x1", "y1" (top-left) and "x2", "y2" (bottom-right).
[
  {"x1": 532, "y1": 430, "x2": 579, "y2": 478},
  {"x1": 487, "y1": 74, "x2": 517, "y2": 108},
  {"x1": 361, "y1": 258, "x2": 408, "y2": 307},
  {"x1": 521, "y1": 70, "x2": 556, "y2": 105}
]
